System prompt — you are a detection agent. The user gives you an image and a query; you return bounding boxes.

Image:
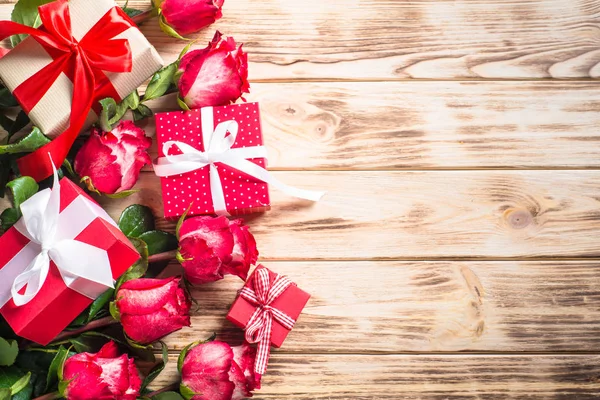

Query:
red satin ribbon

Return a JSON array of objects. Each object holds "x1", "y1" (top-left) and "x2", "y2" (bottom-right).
[
  {"x1": 240, "y1": 268, "x2": 296, "y2": 387},
  {"x1": 0, "y1": 0, "x2": 133, "y2": 182}
]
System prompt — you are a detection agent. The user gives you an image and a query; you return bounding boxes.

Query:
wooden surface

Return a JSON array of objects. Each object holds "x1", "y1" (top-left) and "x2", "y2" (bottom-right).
[{"x1": 3, "y1": 0, "x2": 600, "y2": 398}]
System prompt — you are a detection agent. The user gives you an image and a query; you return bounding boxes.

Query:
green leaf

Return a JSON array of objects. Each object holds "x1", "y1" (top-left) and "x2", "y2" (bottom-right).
[
  {"x1": 175, "y1": 203, "x2": 192, "y2": 240},
  {"x1": 98, "y1": 98, "x2": 118, "y2": 132},
  {"x1": 122, "y1": 7, "x2": 144, "y2": 18},
  {"x1": 87, "y1": 289, "x2": 115, "y2": 323},
  {"x1": 7, "y1": 176, "x2": 38, "y2": 211},
  {"x1": 0, "y1": 87, "x2": 18, "y2": 108},
  {"x1": 0, "y1": 127, "x2": 50, "y2": 155},
  {"x1": 0, "y1": 338, "x2": 18, "y2": 366},
  {"x1": 10, "y1": 372, "x2": 30, "y2": 396},
  {"x1": 46, "y1": 346, "x2": 68, "y2": 390},
  {"x1": 132, "y1": 104, "x2": 153, "y2": 122},
  {"x1": 158, "y1": 14, "x2": 186, "y2": 40},
  {"x1": 104, "y1": 189, "x2": 139, "y2": 199},
  {"x1": 178, "y1": 41, "x2": 196, "y2": 61},
  {"x1": 118, "y1": 205, "x2": 155, "y2": 237},
  {"x1": 153, "y1": 392, "x2": 184, "y2": 400},
  {"x1": 179, "y1": 384, "x2": 197, "y2": 400},
  {"x1": 14, "y1": 350, "x2": 55, "y2": 397},
  {"x1": 6, "y1": 111, "x2": 31, "y2": 141},
  {"x1": 10, "y1": 0, "x2": 55, "y2": 47},
  {"x1": 109, "y1": 301, "x2": 121, "y2": 322},
  {"x1": 122, "y1": 90, "x2": 140, "y2": 110},
  {"x1": 138, "y1": 230, "x2": 178, "y2": 256},
  {"x1": 143, "y1": 63, "x2": 178, "y2": 102},
  {"x1": 0, "y1": 388, "x2": 9, "y2": 400},
  {"x1": 141, "y1": 342, "x2": 168, "y2": 391},
  {"x1": 0, "y1": 208, "x2": 19, "y2": 233},
  {"x1": 115, "y1": 237, "x2": 148, "y2": 290},
  {"x1": 177, "y1": 97, "x2": 190, "y2": 111}
]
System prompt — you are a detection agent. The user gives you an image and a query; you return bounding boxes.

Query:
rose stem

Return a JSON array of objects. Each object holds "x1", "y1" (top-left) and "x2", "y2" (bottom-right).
[
  {"x1": 148, "y1": 250, "x2": 178, "y2": 264},
  {"x1": 51, "y1": 316, "x2": 119, "y2": 343},
  {"x1": 130, "y1": 9, "x2": 157, "y2": 26},
  {"x1": 32, "y1": 392, "x2": 60, "y2": 400},
  {"x1": 145, "y1": 383, "x2": 179, "y2": 398}
]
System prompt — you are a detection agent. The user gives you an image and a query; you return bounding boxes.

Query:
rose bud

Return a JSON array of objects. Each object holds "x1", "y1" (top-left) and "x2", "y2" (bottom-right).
[
  {"x1": 115, "y1": 277, "x2": 192, "y2": 344},
  {"x1": 160, "y1": 0, "x2": 224, "y2": 37},
  {"x1": 181, "y1": 341, "x2": 257, "y2": 400},
  {"x1": 177, "y1": 31, "x2": 249, "y2": 110},
  {"x1": 74, "y1": 120, "x2": 152, "y2": 195},
  {"x1": 178, "y1": 216, "x2": 258, "y2": 285},
  {"x1": 62, "y1": 341, "x2": 142, "y2": 400}
]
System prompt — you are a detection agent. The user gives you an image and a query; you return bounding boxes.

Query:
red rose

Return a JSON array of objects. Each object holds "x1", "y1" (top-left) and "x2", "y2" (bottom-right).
[
  {"x1": 160, "y1": 0, "x2": 224, "y2": 36},
  {"x1": 181, "y1": 341, "x2": 257, "y2": 400},
  {"x1": 178, "y1": 216, "x2": 258, "y2": 284},
  {"x1": 177, "y1": 31, "x2": 249, "y2": 110},
  {"x1": 74, "y1": 120, "x2": 152, "y2": 195},
  {"x1": 115, "y1": 277, "x2": 192, "y2": 344},
  {"x1": 62, "y1": 341, "x2": 142, "y2": 400}
]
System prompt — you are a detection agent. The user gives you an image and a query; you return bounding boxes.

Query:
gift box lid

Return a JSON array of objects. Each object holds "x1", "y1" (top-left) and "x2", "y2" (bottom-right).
[
  {"x1": 227, "y1": 265, "x2": 310, "y2": 348},
  {"x1": 0, "y1": 178, "x2": 140, "y2": 345}
]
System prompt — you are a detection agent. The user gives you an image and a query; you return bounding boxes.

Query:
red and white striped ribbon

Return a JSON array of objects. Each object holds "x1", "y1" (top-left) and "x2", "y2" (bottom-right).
[{"x1": 240, "y1": 268, "x2": 296, "y2": 382}]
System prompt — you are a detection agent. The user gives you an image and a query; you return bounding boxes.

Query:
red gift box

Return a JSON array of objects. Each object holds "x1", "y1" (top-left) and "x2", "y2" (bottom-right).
[
  {"x1": 155, "y1": 103, "x2": 271, "y2": 218},
  {"x1": 0, "y1": 178, "x2": 139, "y2": 345},
  {"x1": 227, "y1": 265, "x2": 310, "y2": 347}
]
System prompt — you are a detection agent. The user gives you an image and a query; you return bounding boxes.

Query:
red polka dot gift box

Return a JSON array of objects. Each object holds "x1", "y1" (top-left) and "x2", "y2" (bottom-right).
[{"x1": 153, "y1": 103, "x2": 324, "y2": 219}]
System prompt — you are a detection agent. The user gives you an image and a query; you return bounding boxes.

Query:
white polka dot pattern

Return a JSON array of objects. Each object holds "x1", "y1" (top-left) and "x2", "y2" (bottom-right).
[{"x1": 155, "y1": 103, "x2": 271, "y2": 219}]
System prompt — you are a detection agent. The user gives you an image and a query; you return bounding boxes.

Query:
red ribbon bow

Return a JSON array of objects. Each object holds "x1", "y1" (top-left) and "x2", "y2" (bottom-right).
[
  {"x1": 240, "y1": 268, "x2": 296, "y2": 385},
  {"x1": 0, "y1": 0, "x2": 133, "y2": 182}
]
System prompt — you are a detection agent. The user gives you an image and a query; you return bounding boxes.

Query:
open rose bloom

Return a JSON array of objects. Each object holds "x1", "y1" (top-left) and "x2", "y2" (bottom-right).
[
  {"x1": 181, "y1": 341, "x2": 257, "y2": 400},
  {"x1": 178, "y1": 216, "x2": 258, "y2": 284},
  {"x1": 115, "y1": 277, "x2": 192, "y2": 344},
  {"x1": 74, "y1": 121, "x2": 151, "y2": 195},
  {"x1": 160, "y1": 0, "x2": 224, "y2": 36},
  {"x1": 62, "y1": 341, "x2": 142, "y2": 400},
  {"x1": 177, "y1": 31, "x2": 249, "y2": 109}
]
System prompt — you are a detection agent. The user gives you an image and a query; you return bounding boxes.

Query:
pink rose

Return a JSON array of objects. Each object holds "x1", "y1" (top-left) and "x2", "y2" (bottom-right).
[
  {"x1": 74, "y1": 120, "x2": 152, "y2": 195},
  {"x1": 178, "y1": 31, "x2": 249, "y2": 110},
  {"x1": 62, "y1": 341, "x2": 142, "y2": 400},
  {"x1": 115, "y1": 277, "x2": 192, "y2": 344},
  {"x1": 160, "y1": 0, "x2": 224, "y2": 36},
  {"x1": 178, "y1": 216, "x2": 258, "y2": 284},
  {"x1": 181, "y1": 341, "x2": 257, "y2": 400}
]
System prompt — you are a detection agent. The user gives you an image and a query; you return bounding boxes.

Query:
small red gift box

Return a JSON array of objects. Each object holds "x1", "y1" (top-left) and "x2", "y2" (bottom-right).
[
  {"x1": 0, "y1": 178, "x2": 139, "y2": 345},
  {"x1": 155, "y1": 103, "x2": 271, "y2": 218},
  {"x1": 227, "y1": 265, "x2": 310, "y2": 347}
]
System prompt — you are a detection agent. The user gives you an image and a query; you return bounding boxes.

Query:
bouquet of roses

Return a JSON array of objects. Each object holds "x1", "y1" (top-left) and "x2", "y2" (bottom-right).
[{"x1": 0, "y1": 0, "x2": 321, "y2": 399}]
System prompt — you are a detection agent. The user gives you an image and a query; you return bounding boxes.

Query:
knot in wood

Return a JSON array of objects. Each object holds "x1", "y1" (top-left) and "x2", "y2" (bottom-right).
[{"x1": 504, "y1": 208, "x2": 533, "y2": 229}]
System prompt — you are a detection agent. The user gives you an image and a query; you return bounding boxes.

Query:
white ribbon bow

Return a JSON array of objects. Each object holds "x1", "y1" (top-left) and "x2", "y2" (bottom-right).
[
  {"x1": 153, "y1": 107, "x2": 325, "y2": 215},
  {"x1": 0, "y1": 158, "x2": 115, "y2": 308}
]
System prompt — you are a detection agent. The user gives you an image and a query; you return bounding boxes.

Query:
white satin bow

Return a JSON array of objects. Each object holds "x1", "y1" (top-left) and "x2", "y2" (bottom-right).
[
  {"x1": 0, "y1": 158, "x2": 115, "y2": 307},
  {"x1": 153, "y1": 107, "x2": 324, "y2": 215}
]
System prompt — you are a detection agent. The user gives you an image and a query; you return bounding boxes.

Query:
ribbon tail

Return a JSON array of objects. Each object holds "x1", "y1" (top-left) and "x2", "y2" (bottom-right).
[
  {"x1": 210, "y1": 164, "x2": 229, "y2": 216},
  {"x1": 11, "y1": 252, "x2": 50, "y2": 307},
  {"x1": 225, "y1": 158, "x2": 325, "y2": 202}
]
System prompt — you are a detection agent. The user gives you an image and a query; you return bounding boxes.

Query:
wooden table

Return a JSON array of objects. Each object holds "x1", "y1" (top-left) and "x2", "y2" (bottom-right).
[{"x1": 3, "y1": 0, "x2": 600, "y2": 398}]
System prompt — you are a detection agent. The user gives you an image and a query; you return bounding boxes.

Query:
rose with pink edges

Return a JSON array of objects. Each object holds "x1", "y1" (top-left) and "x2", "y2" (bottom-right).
[{"x1": 178, "y1": 215, "x2": 258, "y2": 284}]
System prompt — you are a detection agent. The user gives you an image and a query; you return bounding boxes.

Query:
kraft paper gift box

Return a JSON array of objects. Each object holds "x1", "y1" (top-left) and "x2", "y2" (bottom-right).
[
  {"x1": 155, "y1": 102, "x2": 272, "y2": 218},
  {"x1": 0, "y1": 0, "x2": 164, "y2": 138},
  {"x1": 0, "y1": 178, "x2": 140, "y2": 345},
  {"x1": 227, "y1": 265, "x2": 310, "y2": 348}
]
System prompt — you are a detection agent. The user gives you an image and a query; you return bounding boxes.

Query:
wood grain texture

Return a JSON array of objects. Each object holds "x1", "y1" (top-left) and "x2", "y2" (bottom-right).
[
  {"x1": 150, "y1": 354, "x2": 600, "y2": 398},
  {"x1": 141, "y1": 81, "x2": 600, "y2": 170},
  {"x1": 161, "y1": 260, "x2": 600, "y2": 353},
  {"x1": 99, "y1": 170, "x2": 600, "y2": 259},
  {"x1": 3, "y1": 0, "x2": 600, "y2": 79}
]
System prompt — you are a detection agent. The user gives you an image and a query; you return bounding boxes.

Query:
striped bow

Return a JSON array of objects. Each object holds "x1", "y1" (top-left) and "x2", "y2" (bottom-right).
[{"x1": 240, "y1": 268, "x2": 296, "y2": 383}]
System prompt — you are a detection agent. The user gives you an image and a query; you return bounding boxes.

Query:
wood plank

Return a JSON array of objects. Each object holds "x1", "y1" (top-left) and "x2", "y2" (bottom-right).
[
  {"x1": 3, "y1": 0, "x2": 600, "y2": 79},
  {"x1": 161, "y1": 260, "x2": 600, "y2": 353},
  {"x1": 99, "y1": 170, "x2": 600, "y2": 259},
  {"x1": 150, "y1": 354, "x2": 600, "y2": 398},
  {"x1": 141, "y1": 81, "x2": 600, "y2": 170}
]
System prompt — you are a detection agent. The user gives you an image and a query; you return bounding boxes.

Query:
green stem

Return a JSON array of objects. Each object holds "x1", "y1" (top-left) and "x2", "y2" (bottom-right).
[
  {"x1": 32, "y1": 392, "x2": 60, "y2": 400},
  {"x1": 50, "y1": 316, "x2": 119, "y2": 343},
  {"x1": 148, "y1": 250, "x2": 178, "y2": 264},
  {"x1": 130, "y1": 8, "x2": 158, "y2": 25},
  {"x1": 145, "y1": 383, "x2": 179, "y2": 398}
]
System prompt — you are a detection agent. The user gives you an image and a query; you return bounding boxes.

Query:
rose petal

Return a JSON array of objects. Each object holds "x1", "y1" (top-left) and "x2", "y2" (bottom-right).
[
  {"x1": 162, "y1": 0, "x2": 224, "y2": 36},
  {"x1": 180, "y1": 236, "x2": 224, "y2": 284},
  {"x1": 182, "y1": 341, "x2": 235, "y2": 400},
  {"x1": 116, "y1": 277, "x2": 180, "y2": 315}
]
